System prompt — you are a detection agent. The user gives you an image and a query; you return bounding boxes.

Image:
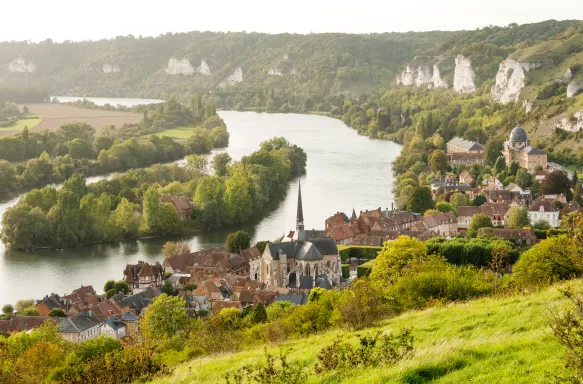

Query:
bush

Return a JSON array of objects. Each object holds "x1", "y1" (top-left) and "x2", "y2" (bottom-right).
[
  {"x1": 341, "y1": 264, "x2": 350, "y2": 279},
  {"x1": 339, "y1": 246, "x2": 381, "y2": 262},
  {"x1": 357, "y1": 260, "x2": 375, "y2": 278},
  {"x1": 225, "y1": 348, "x2": 307, "y2": 384},
  {"x1": 334, "y1": 277, "x2": 390, "y2": 330}
]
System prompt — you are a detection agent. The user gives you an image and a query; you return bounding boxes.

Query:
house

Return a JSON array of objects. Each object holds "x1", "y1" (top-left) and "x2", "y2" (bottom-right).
[
  {"x1": 483, "y1": 189, "x2": 529, "y2": 205},
  {"x1": 121, "y1": 312, "x2": 139, "y2": 339},
  {"x1": 446, "y1": 137, "x2": 484, "y2": 154},
  {"x1": 90, "y1": 299, "x2": 122, "y2": 323},
  {"x1": 62, "y1": 285, "x2": 102, "y2": 316},
  {"x1": 457, "y1": 202, "x2": 512, "y2": 229},
  {"x1": 381, "y1": 229, "x2": 439, "y2": 242},
  {"x1": 491, "y1": 229, "x2": 537, "y2": 245},
  {"x1": 384, "y1": 210, "x2": 420, "y2": 230},
  {"x1": 0, "y1": 316, "x2": 49, "y2": 336},
  {"x1": 351, "y1": 234, "x2": 382, "y2": 246},
  {"x1": 325, "y1": 212, "x2": 350, "y2": 230},
  {"x1": 528, "y1": 199, "x2": 562, "y2": 228},
  {"x1": 459, "y1": 171, "x2": 475, "y2": 186},
  {"x1": 123, "y1": 261, "x2": 165, "y2": 292},
  {"x1": 482, "y1": 176, "x2": 504, "y2": 190},
  {"x1": 193, "y1": 280, "x2": 223, "y2": 303},
  {"x1": 326, "y1": 224, "x2": 356, "y2": 245},
  {"x1": 35, "y1": 294, "x2": 66, "y2": 316},
  {"x1": 274, "y1": 294, "x2": 309, "y2": 305},
  {"x1": 159, "y1": 195, "x2": 192, "y2": 220},
  {"x1": 260, "y1": 183, "x2": 341, "y2": 289},
  {"x1": 58, "y1": 312, "x2": 101, "y2": 343},
  {"x1": 240, "y1": 246, "x2": 262, "y2": 281},
  {"x1": 503, "y1": 126, "x2": 547, "y2": 173},
  {"x1": 167, "y1": 274, "x2": 191, "y2": 291},
  {"x1": 449, "y1": 152, "x2": 485, "y2": 167},
  {"x1": 417, "y1": 212, "x2": 458, "y2": 236},
  {"x1": 212, "y1": 301, "x2": 242, "y2": 315},
  {"x1": 100, "y1": 316, "x2": 127, "y2": 340},
  {"x1": 111, "y1": 286, "x2": 160, "y2": 315}
]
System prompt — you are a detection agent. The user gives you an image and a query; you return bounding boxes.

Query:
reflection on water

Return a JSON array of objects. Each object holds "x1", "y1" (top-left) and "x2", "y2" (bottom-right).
[{"x1": 0, "y1": 111, "x2": 402, "y2": 304}]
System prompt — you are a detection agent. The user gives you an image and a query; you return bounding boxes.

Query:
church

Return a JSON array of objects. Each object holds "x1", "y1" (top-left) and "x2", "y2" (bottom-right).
[
  {"x1": 259, "y1": 182, "x2": 341, "y2": 289},
  {"x1": 503, "y1": 126, "x2": 547, "y2": 173}
]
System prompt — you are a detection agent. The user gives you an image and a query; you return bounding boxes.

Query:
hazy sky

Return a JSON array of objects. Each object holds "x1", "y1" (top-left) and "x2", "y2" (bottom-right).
[{"x1": 2, "y1": 0, "x2": 581, "y2": 42}]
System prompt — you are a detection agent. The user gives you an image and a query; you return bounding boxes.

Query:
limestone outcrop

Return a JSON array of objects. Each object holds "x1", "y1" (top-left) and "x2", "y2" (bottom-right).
[
  {"x1": 556, "y1": 110, "x2": 583, "y2": 132},
  {"x1": 102, "y1": 64, "x2": 121, "y2": 74},
  {"x1": 396, "y1": 60, "x2": 449, "y2": 89},
  {"x1": 567, "y1": 81, "x2": 583, "y2": 98},
  {"x1": 492, "y1": 59, "x2": 541, "y2": 104},
  {"x1": 166, "y1": 58, "x2": 195, "y2": 75},
  {"x1": 226, "y1": 67, "x2": 243, "y2": 85},
  {"x1": 8, "y1": 58, "x2": 36, "y2": 73},
  {"x1": 197, "y1": 60, "x2": 211, "y2": 75},
  {"x1": 453, "y1": 55, "x2": 476, "y2": 93},
  {"x1": 268, "y1": 66, "x2": 283, "y2": 76}
]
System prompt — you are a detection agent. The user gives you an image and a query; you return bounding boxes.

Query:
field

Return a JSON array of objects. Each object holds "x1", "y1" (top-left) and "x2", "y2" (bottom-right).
[
  {"x1": 0, "y1": 118, "x2": 43, "y2": 137},
  {"x1": 154, "y1": 126, "x2": 198, "y2": 139},
  {"x1": 149, "y1": 283, "x2": 574, "y2": 384},
  {"x1": 24, "y1": 103, "x2": 142, "y2": 134}
]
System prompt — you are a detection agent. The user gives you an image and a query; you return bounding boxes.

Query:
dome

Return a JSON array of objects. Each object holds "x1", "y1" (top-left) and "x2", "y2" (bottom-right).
[{"x1": 509, "y1": 126, "x2": 528, "y2": 142}]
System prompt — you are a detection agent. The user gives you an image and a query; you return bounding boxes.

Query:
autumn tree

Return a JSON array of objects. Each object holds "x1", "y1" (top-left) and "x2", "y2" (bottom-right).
[
  {"x1": 506, "y1": 206, "x2": 531, "y2": 228},
  {"x1": 469, "y1": 213, "x2": 493, "y2": 232},
  {"x1": 162, "y1": 241, "x2": 191, "y2": 259},
  {"x1": 370, "y1": 236, "x2": 428, "y2": 286},
  {"x1": 212, "y1": 153, "x2": 232, "y2": 177},
  {"x1": 142, "y1": 294, "x2": 188, "y2": 340},
  {"x1": 406, "y1": 187, "x2": 435, "y2": 215},
  {"x1": 226, "y1": 230, "x2": 251, "y2": 253}
]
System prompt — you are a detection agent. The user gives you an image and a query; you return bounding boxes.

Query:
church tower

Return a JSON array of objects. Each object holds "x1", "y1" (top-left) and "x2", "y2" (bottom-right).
[{"x1": 293, "y1": 181, "x2": 306, "y2": 242}]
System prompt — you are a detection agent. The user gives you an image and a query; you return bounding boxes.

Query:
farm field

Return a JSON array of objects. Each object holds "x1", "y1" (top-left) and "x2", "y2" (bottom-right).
[
  {"x1": 154, "y1": 126, "x2": 197, "y2": 139},
  {"x1": 149, "y1": 282, "x2": 573, "y2": 384},
  {"x1": 0, "y1": 118, "x2": 43, "y2": 137},
  {"x1": 25, "y1": 103, "x2": 142, "y2": 134}
]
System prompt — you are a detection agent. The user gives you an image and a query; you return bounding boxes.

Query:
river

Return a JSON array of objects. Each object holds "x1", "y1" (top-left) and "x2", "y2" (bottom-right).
[{"x1": 0, "y1": 109, "x2": 402, "y2": 305}]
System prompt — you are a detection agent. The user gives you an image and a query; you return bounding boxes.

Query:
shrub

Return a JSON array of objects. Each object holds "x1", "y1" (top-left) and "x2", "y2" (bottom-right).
[
  {"x1": 339, "y1": 246, "x2": 381, "y2": 262},
  {"x1": 357, "y1": 260, "x2": 375, "y2": 278},
  {"x1": 225, "y1": 348, "x2": 307, "y2": 384},
  {"x1": 334, "y1": 277, "x2": 390, "y2": 330},
  {"x1": 341, "y1": 264, "x2": 350, "y2": 279}
]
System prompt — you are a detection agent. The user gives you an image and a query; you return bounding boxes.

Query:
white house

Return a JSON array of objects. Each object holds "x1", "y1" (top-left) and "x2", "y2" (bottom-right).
[
  {"x1": 100, "y1": 316, "x2": 126, "y2": 340},
  {"x1": 57, "y1": 312, "x2": 101, "y2": 343},
  {"x1": 528, "y1": 199, "x2": 561, "y2": 228}
]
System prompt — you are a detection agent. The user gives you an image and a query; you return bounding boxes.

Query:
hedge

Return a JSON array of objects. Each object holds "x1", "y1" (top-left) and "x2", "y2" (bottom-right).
[
  {"x1": 425, "y1": 238, "x2": 519, "y2": 267},
  {"x1": 341, "y1": 264, "x2": 350, "y2": 279},
  {"x1": 339, "y1": 246, "x2": 382, "y2": 262},
  {"x1": 357, "y1": 260, "x2": 376, "y2": 278}
]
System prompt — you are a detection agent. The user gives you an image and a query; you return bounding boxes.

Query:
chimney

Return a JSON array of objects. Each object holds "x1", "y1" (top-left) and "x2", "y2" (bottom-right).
[{"x1": 108, "y1": 310, "x2": 113, "y2": 316}]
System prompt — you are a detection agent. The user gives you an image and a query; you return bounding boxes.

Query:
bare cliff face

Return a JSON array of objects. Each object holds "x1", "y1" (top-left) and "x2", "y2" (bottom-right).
[
  {"x1": 102, "y1": 64, "x2": 121, "y2": 74},
  {"x1": 197, "y1": 60, "x2": 211, "y2": 75},
  {"x1": 397, "y1": 61, "x2": 448, "y2": 89},
  {"x1": 556, "y1": 110, "x2": 583, "y2": 132},
  {"x1": 453, "y1": 55, "x2": 476, "y2": 93},
  {"x1": 491, "y1": 59, "x2": 540, "y2": 104},
  {"x1": 8, "y1": 58, "x2": 36, "y2": 73},
  {"x1": 567, "y1": 81, "x2": 583, "y2": 98},
  {"x1": 166, "y1": 58, "x2": 195, "y2": 75}
]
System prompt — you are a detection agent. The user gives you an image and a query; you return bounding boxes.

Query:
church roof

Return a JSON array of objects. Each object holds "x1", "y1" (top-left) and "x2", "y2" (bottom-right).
[
  {"x1": 521, "y1": 146, "x2": 546, "y2": 155},
  {"x1": 509, "y1": 126, "x2": 528, "y2": 142},
  {"x1": 267, "y1": 239, "x2": 331, "y2": 261},
  {"x1": 296, "y1": 180, "x2": 304, "y2": 222}
]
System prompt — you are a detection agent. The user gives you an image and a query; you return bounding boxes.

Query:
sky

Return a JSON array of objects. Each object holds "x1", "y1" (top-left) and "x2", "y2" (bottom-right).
[{"x1": 1, "y1": 0, "x2": 582, "y2": 42}]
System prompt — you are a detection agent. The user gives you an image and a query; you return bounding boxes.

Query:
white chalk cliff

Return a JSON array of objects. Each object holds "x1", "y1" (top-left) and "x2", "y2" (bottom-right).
[
  {"x1": 102, "y1": 64, "x2": 121, "y2": 74},
  {"x1": 567, "y1": 81, "x2": 583, "y2": 98},
  {"x1": 432, "y1": 64, "x2": 448, "y2": 88},
  {"x1": 556, "y1": 110, "x2": 583, "y2": 132},
  {"x1": 8, "y1": 58, "x2": 36, "y2": 73},
  {"x1": 453, "y1": 55, "x2": 476, "y2": 93},
  {"x1": 268, "y1": 66, "x2": 283, "y2": 76},
  {"x1": 397, "y1": 61, "x2": 448, "y2": 89},
  {"x1": 492, "y1": 59, "x2": 540, "y2": 104},
  {"x1": 166, "y1": 58, "x2": 195, "y2": 75},
  {"x1": 197, "y1": 60, "x2": 211, "y2": 75},
  {"x1": 226, "y1": 67, "x2": 243, "y2": 85}
]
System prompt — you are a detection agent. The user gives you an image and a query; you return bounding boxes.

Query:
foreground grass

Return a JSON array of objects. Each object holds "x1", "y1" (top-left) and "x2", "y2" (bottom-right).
[
  {"x1": 155, "y1": 126, "x2": 197, "y2": 139},
  {"x1": 150, "y1": 283, "x2": 574, "y2": 384}
]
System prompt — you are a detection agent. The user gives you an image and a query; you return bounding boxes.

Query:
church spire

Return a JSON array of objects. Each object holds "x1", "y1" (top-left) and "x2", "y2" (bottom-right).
[{"x1": 294, "y1": 181, "x2": 305, "y2": 242}]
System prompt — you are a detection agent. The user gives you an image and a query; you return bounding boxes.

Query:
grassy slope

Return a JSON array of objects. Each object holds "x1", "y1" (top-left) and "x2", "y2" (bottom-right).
[
  {"x1": 0, "y1": 118, "x2": 42, "y2": 134},
  {"x1": 149, "y1": 283, "x2": 574, "y2": 384},
  {"x1": 154, "y1": 126, "x2": 197, "y2": 139}
]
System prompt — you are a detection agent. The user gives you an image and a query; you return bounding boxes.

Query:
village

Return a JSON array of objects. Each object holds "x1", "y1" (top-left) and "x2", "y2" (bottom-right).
[{"x1": 1, "y1": 126, "x2": 580, "y2": 343}]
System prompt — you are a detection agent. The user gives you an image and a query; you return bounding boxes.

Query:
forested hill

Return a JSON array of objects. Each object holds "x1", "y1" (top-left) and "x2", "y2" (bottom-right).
[{"x1": 0, "y1": 20, "x2": 578, "y2": 101}]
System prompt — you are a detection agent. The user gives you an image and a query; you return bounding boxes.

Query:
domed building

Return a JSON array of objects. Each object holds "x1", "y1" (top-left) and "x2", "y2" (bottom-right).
[{"x1": 503, "y1": 126, "x2": 547, "y2": 173}]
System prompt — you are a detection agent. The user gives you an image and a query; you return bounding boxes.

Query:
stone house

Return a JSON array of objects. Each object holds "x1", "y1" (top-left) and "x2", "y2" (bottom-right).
[
  {"x1": 529, "y1": 199, "x2": 562, "y2": 228},
  {"x1": 0, "y1": 316, "x2": 49, "y2": 336},
  {"x1": 326, "y1": 224, "x2": 356, "y2": 245},
  {"x1": 159, "y1": 195, "x2": 192, "y2": 220},
  {"x1": 417, "y1": 212, "x2": 458, "y2": 236},
  {"x1": 57, "y1": 312, "x2": 101, "y2": 343},
  {"x1": 446, "y1": 137, "x2": 484, "y2": 154},
  {"x1": 100, "y1": 316, "x2": 127, "y2": 340},
  {"x1": 503, "y1": 126, "x2": 547, "y2": 173},
  {"x1": 35, "y1": 294, "x2": 66, "y2": 316},
  {"x1": 491, "y1": 228, "x2": 537, "y2": 245},
  {"x1": 457, "y1": 202, "x2": 512, "y2": 229},
  {"x1": 449, "y1": 152, "x2": 485, "y2": 167}
]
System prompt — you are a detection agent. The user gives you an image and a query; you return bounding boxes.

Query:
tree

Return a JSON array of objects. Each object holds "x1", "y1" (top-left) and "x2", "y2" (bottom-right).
[
  {"x1": 212, "y1": 153, "x2": 232, "y2": 177},
  {"x1": 114, "y1": 281, "x2": 129, "y2": 295},
  {"x1": 449, "y1": 192, "x2": 470, "y2": 209},
  {"x1": 472, "y1": 195, "x2": 487, "y2": 206},
  {"x1": 436, "y1": 202, "x2": 455, "y2": 214},
  {"x1": 113, "y1": 198, "x2": 140, "y2": 238},
  {"x1": 534, "y1": 220, "x2": 551, "y2": 231},
  {"x1": 184, "y1": 284, "x2": 197, "y2": 291},
  {"x1": 575, "y1": 183, "x2": 583, "y2": 205},
  {"x1": 142, "y1": 187, "x2": 160, "y2": 233},
  {"x1": 20, "y1": 307, "x2": 40, "y2": 316},
  {"x1": 225, "y1": 230, "x2": 251, "y2": 253},
  {"x1": 185, "y1": 154, "x2": 208, "y2": 176},
  {"x1": 15, "y1": 299, "x2": 35, "y2": 313},
  {"x1": 161, "y1": 280, "x2": 176, "y2": 296},
  {"x1": 429, "y1": 150, "x2": 448, "y2": 175},
  {"x1": 104, "y1": 280, "x2": 115, "y2": 292},
  {"x1": 509, "y1": 161, "x2": 520, "y2": 176},
  {"x1": 469, "y1": 213, "x2": 493, "y2": 232},
  {"x1": 157, "y1": 203, "x2": 184, "y2": 236},
  {"x1": 48, "y1": 308, "x2": 67, "y2": 317},
  {"x1": 515, "y1": 168, "x2": 531, "y2": 189},
  {"x1": 370, "y1": 236, "x2": 428, "y2": 286},
  {"x1": 335, "y1": 277, "x2": 389, "y2": 330},
  {"x1": 2, "y1": 304, "x2": 14, "y2": 318},
  {"x1": 141, "y1": 294, "x2": 188, "y2": 339},
  {"x1": 162, "y1": 241, "x2": 190, "y2": 259},
  {"x1": 573, "y1": 171, "x2": 579, "y2": 187},
  {"x1": 494, "y1": 157, "x2": 506, "y2": 175},
  {"x1": 507, "y1": 206, "x2": 531, "y2": 228},
  {"x1": 249, "y1": 302, "x2": 268, "y2": 324},
  {"x1": 406, "y1": 187, "x2": 435, "y2": 215},
  {"x1": 484, "y1": 139, "x2": 504, "y2": 166},
  {"x1": 541, "y1": 170, "x2": 572, "y2": 199}
]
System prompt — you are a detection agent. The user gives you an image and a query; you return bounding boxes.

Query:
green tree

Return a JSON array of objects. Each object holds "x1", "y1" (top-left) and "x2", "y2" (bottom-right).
[
  {"x1": 541, "y1": 170, "x2": 572, "y2": 199},
  {"x1": 142, "y1": 294, "x2": 188, "y2": 339},
  {"x1": 114, "y1": 281, "x2": 129, "y2": 295},
  {"x1": 2, "y1": 304, "x2": 14, "y2": 318},
  {"x1": 515, "y1": 168, "x2": 531, "y2": 189},
  {"x1": 335, "y1": 277, "x2": 389, "y2": 330},
  {"x1": 469, "y1": 213, "x2": 494, "y2": 232},
  {"x1": 494, "y1": 157, "x2": 506, "y2": 175},
  {"x1": 15, "y1": 299, "x2": 35, "y2": 313},
  {"x1": 142, "y1": 187, "x2": 160, "y2": 233},
  {"x1": 509, "y1": 161, "x2": 520, "y2": 176},
  {"x1": 225, "y1": 230, "x2": 251, "y2": 253},
  {"x1": 104, "y1": 280, "x2": 115, "y2": 292},
  {"x1": 212, "y1": 153, "x2": 232, "y2": 177},
  {"x1": 48, "y1": 308, "x2": 67, "y2": 317},
  {"x1": 157, "y1": 203, "x2": 184, "y2": 236},
  {"x1": 370, "y1": 236, "x2": 428, "y2": 286},
  {"x1": 450, "y1": 192, "x2": 470, "y2": 209},
  {"x1": 113, "y1": 198, "x2": 140, "y2": 238},
  {"x1": 249, "y1": 302, "x2": 268, "y2": 324},
  {"x1": 471, "y1": 195, "x2": 487, "y2": 206},
  {"x1": 20, "y1": 307, "x2": 40, "y2": 316},
  {"x1": 406, "y1": 187, "x2": 435, "y2": 215},
  {"x1": 429, "y1": 150, "x2": 448, "y2": 175},
  {"x1": 483, "y1": 139, "x2": 504, "y2": 166},
  {"x1": 507, "y1": 206, "x2": 531, "y2": 228},
  {"x1": 436, "y1": 202, "x2": 455, "y2": 214},
  {"x1": 185, "y1": 154, "x2": 209, "y2": 177},
  {"x1": 66, "y1": 138, "x2": 94, "y2": 159}
]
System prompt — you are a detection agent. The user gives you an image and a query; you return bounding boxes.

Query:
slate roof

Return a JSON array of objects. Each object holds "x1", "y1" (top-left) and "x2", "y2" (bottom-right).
[
  {"x1": 447, "y1": 137, "x2": 484, "y2": 151},
  {"x1": 104, "y1": 316, "x2": 126, "y2": 331},
  {"x1": 267, "y1": 239, "x2": 336, "y2": 262},
  {"x1": 299, "y1": 276, "x2": 314, "y2": 289},
  {"x1": 492, "y1": 229, "x2": 536, "y2": 241},
  {"x1": 112, "y1": 287, "x2": 160, "y2": 314},
  {"x1": 521, "y1": 146, "x2": 546, "y2": 155},
  {"x1": 121, "y1": 312, "x2": 139, "y2": 322},
  {"x1": 305, "y1": 229, "x2": 326, "y2": 240},
  {"x1": 509, "y1": 126, "x2": 528, "y2": 142},
  {"x1": 274, "y1": 294, "x2": 309, "y2": 305},
  {"x1": 529, "y1": 199, "x2": 560, "y2": 212},
  {"x1": 58, "y1": 312, "x2": 100, "y2": 333},
  {"x1": 0, "y1": 316, "x2": 50, "y2": 334},
  {"x1": 239, "y1": 246, "x2": 262, "y2": 261},
  {"x1": 36, "y1": 294, "x2": 65, "y2": 311}
]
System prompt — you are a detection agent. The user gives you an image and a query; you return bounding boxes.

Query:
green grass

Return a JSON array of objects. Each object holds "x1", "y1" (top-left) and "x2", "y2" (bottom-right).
[
  {"x1": 0, "y1": 118, "x2": 42, "y2": 133},
  {"x1": 154, "y1": 126, "x2": 198, "y2": 139},
  {"x1": 149, "y1": 283, "x2": 575, "y2": 384}
]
